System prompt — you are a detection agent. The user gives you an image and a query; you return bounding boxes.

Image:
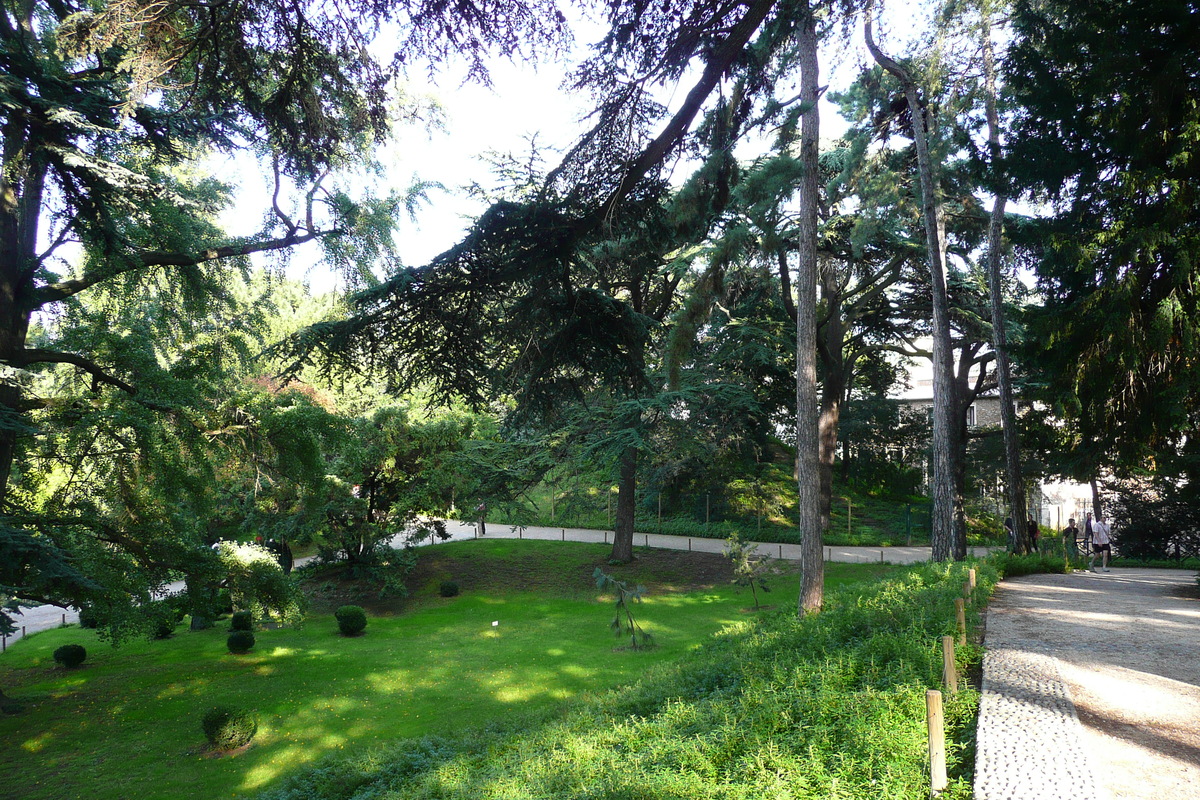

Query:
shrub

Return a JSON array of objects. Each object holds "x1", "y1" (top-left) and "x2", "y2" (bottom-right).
[
  {"x1": 53, "y1": 644, "x2": 87, "y2": 668},
  {"x1": 215, "y1": 588, "x2": 235, "y2": 616},
  {"x1": 439, "y1": 581, "x2": 460, "y2": 598},
  {"x1": 991, "y1": 552, "x2": 1069, "y2": 578},
  {"x1": 227, "y1": 630, "x2": 256, "y2": 654},
  {"x1": 201, "y1": 706, "x2": 258, "y2": 751},
  {"x1": 77, "y1": 607, "x2": 99, "y2": 629},
  {"x1": 335, "y1": 605, "x2": 367, "y2": 636},
  {"x1": 230, "y1": 610, "x2": 254, "y2": 631}
]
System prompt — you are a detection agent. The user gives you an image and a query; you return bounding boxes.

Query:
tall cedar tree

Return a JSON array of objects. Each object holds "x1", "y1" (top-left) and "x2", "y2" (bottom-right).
[
  {"x1": 1006, "y1": 0, "x2": 1200, "y2": 489},
  {"x1": 0, "y1": 0, "x2": 564, "y2": 624}
]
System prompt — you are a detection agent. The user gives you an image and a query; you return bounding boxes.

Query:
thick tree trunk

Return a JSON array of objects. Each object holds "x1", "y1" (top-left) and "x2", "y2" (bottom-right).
[
  {"x1": 609, "y1": 446, "x2": 637, "y2": 563},
  {"x1": 796, "y1": 3, "x2": 823, "y2": 613},
  {"x1": 980, "y1": 7, "x2": 1031, "y2": 555},
  {"x1": 866, "y1": 9, "x2": 955, "y2": 561},
  {"x1": 0, "y1": 136, "x2": 42, "y2": 511}
]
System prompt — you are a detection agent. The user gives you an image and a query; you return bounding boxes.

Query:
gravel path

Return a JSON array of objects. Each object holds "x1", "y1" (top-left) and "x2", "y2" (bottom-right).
[{"x1": 977, "y1": 568, "x2": 1200, "y2": 800}]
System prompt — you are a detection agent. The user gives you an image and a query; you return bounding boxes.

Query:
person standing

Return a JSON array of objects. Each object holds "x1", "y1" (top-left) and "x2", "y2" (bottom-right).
[
  {"x1": 1090, "y1": 515, "x2": 1112, "y2": 572},
  {"x1": 475, "y1": 502, "x2": 487, "y2": 537},
  {"x1": 1063, "y1": 517, "x2": 1080, "y2": 558},
  {"x1": 1027, "y1": 515, "x2": 1040, "y2": 553},
  {"x1": 1083, "y1": 512, "x2": 1094, "y2": 552}
]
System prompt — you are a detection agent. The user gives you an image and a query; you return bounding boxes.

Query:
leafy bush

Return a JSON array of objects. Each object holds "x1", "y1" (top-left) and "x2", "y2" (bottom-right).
[
  {"x1": 230, "y1": 610, "x2": 254, "y2": 631},
  {"x1": 991, "y1": 552, "x2": 1070, "y2": 578},
  {"x1": 77, "y1": 607, "x2": 99, "y2": 629},
  {"x1": 201, "y1": 706, "x2": 258, "y2": 751},
  {"x1": 227, "y1": 630, "x2": 256, "y2": 654},
  {"x1": 439, "y1": 581, "x2": 460, "y2": 598},
  {"x1": 52, "y1": 644, "x2": 87, "y2": 668},
  {"x1": 214, "y1": 541, "x2": 306, "y2": 625},
  {"x1": 335, "y1": 605, "x2": 367, "y2": 636}
]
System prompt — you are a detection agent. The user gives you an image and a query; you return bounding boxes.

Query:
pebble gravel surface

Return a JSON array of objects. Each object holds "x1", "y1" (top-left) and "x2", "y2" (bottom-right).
[{"x1": 977, "y1": 568, "x2": 1200, "y2": 800}]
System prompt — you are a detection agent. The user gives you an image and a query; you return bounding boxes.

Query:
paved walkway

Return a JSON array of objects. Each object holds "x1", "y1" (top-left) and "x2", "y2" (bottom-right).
[
  {"x1": 976, "y1": 568, "x2": 1200, "y2": 800},
  {"x1": 3, "y1": 521, "x2": 988, "y2": 647}
]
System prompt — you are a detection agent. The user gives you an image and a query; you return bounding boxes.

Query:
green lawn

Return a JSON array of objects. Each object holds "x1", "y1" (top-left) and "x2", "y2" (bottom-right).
[{"x1": 0, "y1": 540, "x2": 903, "y2": 800}]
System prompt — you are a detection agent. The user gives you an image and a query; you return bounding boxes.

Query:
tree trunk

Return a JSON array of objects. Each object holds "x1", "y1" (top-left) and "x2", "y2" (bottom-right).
[
  {"x1": 795, "y1": 3, "x2": 823, "y2": 613},
  {"x1": 816, "y1": 269, "x2": 846, "y2": 534},
  {"x1": 609, "y1": 445, "x2": 637, "y2": 563},
  {"x1": 0, "y1": 131, "x2": 42, "y2": 511},
  {"x1": 865, "y1": 8, "x2": 956, "y2": 562},
  {"x1": 980, "y1": 6, "x2": 1031, "y2": 555},
  {"x1": 817, "y1": 391, "x2": 841, "y2": 533}
]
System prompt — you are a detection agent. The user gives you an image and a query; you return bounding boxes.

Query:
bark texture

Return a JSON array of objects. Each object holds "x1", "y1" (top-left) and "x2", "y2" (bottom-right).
[{"x1": 796, "y1": 3, "x2": 824, "y2": 613}]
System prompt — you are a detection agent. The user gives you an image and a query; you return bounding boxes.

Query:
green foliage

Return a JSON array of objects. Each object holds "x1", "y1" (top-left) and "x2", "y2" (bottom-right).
[
  {"x1": 77, "y1": 607, "x2": 99, "y2": 630},
  {"x1": 226, "y1": 631, "x2": 256, "y2": 655},
  {"x1": 1008, "y1": 0, "x2": 1200, "y2": 467},
  {"x1": 201, "y1": 706, "x2": 258, "y2": 751},
  {"x1": 214, "y1": 541, "x2": 305, "y2": 626},
  {"x1": 990, "y1": 553, "x2": 1069, "y2": 579},
  {"x1": 229, "y1": 610, "x2": 254, "y2": 632},
  {"x1": 724, "y1": 531, "x2": 771, "y2": 610},
  {"x1": 260, "y1": 559, "x2": 995, "y2": 800},
  {"x1": 438, "y1": 581, "x2": 460, "y2": 598},
  {"x1": 52, "y1": 644, "x2": 87, "y2": 669},
  {"x1": 334, "y1": 605, "x2": 368, "y2": 636},
  {"x1": 592, "y1": 567, "x2": 654, "y2": 650}
]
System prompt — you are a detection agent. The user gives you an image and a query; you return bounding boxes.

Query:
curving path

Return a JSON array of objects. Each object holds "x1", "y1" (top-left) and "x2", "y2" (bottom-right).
[{"x1": 976, "y1": 568, "x2": 1200, "y2": 800}]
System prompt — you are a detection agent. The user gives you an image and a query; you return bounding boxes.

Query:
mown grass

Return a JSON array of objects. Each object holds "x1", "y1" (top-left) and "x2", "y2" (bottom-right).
[
  {"x1": 0, "y1": 540, "x2": 904, "y2": 800},
  {"x1": 260, "y1": 557, "x2": 997, "y2": 800}
]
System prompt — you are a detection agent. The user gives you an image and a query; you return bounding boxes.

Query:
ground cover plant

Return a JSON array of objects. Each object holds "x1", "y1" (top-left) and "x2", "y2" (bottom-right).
[
  {"x1": 259, "y1": 558, "x2": 997, "y2": 800},
  {"x1": 0, "y1": 541, "x2": 903, "y2": 800}
]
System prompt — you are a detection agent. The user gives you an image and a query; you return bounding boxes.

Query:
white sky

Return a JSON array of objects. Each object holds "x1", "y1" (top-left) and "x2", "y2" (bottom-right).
[{"x1": 210, "y1": 1, "x2": 944, "y2": 293}]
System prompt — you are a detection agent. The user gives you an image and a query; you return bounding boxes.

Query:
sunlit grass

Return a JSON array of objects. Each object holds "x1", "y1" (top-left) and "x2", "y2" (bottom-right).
[{"x1": 0, "y1": 540, "x2": 902, "y2": 800}]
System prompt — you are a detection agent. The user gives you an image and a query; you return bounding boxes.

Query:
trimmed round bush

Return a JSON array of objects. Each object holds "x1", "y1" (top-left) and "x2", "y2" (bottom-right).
[
  {"x1": 439, "y1": 581, "x2": 460, "y2": 598},
  {"x1": 334, "y1": 605, "x2": 367, "y2": 636},
  {"x1": 53, "y1": 644, "x2": 87, "y2": 668},
  {"x1": 230, "y1": 610, "x2": 253, "y2": 631},
  {"x1": 201, "y1": 705, "x2": 257, "y2": 751},
  {"x1": 226, "y1": 630, "x2": 256, "y2": 654}
]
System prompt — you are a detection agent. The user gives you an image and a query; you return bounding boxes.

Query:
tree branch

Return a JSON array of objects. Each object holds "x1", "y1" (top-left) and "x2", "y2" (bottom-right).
[
  {"x1": 577, "y1": 0, "x2": 780, "y2": 236},
  {"x1": 6, "y1": 348, "x2": 171, "y2": 410},
  {"x1": 25, "y1": 228, "x2": 329, "y2": 311}
]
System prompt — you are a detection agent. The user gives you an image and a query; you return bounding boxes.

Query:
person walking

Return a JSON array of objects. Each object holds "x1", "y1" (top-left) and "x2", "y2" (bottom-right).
[
  {"x1": 1090, "y1": 515, "x2": 1112, "y2": 572},
  {"x1": 1027, "y1": 515, "x2": 1040, "y2": 553},
  {"x1": 1083, "y1": 512, "x2": 1094, "y2": 552},
  {"x1": 1063, "y1": 517, "x2": 1079, "y2": 559}
]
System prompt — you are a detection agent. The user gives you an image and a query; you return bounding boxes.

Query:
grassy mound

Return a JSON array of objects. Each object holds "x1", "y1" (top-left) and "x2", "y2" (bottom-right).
[{"x1": 261, "y1": 559, "x2": 995, "y2": 800}]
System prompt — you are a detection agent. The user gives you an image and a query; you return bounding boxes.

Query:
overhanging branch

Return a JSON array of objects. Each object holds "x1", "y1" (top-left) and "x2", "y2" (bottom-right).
[{"x1": 25, "y1": 228, "x2": 330, "y2": 311}]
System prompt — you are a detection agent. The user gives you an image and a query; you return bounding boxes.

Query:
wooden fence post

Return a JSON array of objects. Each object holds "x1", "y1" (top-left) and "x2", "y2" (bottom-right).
[
  {"x1": 941, "y1": 636, "x2": 958, "y2": 694},
  {"x1": 927, "y1": 690, "x2": 948, "y2": 794},
  {"x1": 968, "y1": 567, "x2": 977, "y2": 591},
  {"x1": 955, "y1": 598, "x2": 967, "y2": 646}
]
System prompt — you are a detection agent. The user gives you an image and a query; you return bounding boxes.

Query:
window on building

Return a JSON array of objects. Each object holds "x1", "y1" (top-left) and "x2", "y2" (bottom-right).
[{"x1": 966, "y1": 404, "x2": 977, "y2": 428}]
